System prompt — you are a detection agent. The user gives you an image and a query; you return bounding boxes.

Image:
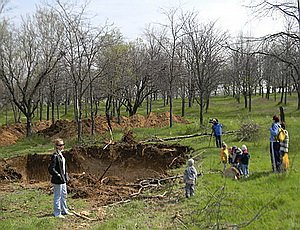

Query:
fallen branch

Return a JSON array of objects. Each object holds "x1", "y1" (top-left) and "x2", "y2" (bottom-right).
[
  {"x1": 99, "y1": 161, "x2": 113, "y2": 182},
  {"x1": 172, "y1": 212, "x2": 188, "y2": 229},
  {"x1": 169, "y1": 156, "x2": 180, "y2": 167},
  {"x1": 102, "y1": 199, "x2": 131, "y2": 208},
  {"x1": 103, "y1": 139, "x2": 113, "y2": 150},
  {"x1": 137, "y1": 191, "x2": 167, "y2": 199},
  {"x1": 140, "y1": 130, "x2": 239, "y2": 143}
]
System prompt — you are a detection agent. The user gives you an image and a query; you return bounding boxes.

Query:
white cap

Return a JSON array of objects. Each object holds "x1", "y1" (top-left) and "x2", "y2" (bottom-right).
[
  {"x1": 241, "y1": 145, "x2": 247, "y2": 151},
  {"x1": 188, "y1": 158, "x2": 194, "y2": 166}
]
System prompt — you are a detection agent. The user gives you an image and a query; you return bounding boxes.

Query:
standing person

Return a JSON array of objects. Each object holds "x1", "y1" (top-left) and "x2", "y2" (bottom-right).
[
  {"x1": 183, "y1": 158, "x2": 198, "y2": 198},
  {"x1": 279, "y1": 122, "x2": 289, "y2": 171},
  {"x1": 269, "y1": 115, "x2": 281, "y2": 172},
  {"x1": 241, "y1": 145, "x2": 250, "y2": 178},
  {"x1": 220, "y1": 142, "x2": 229, "y2": 171},
  {"x1": 48, "y1": 138, "x2": 73, "y2": 218},
  {"x1": 212, "y1": 119, "x2": 223, "y2": 148}
]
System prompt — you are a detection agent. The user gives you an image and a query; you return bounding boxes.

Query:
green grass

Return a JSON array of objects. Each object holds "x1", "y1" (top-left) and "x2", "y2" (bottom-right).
[
  {"x1": 0, "y1": 184, "x2": 86, "y2": 230},
  {"x1": 0, "y1": 135, "x2": 54, "y2": 158},
  {"x1": 1, "y1": 93, "x2": 300, "y2": 229}
]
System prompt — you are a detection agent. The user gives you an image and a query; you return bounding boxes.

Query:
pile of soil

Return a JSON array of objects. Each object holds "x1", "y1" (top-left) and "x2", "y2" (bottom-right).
[
  {"x1": 0, "y1": 135, "x2": 191, "y2": 206},
  {"x1": 39, "y1": 112, "x2": 188, "y2": 139},
  {"x1": 0, "y1": 112, "x2": 188, "y2": 146}
]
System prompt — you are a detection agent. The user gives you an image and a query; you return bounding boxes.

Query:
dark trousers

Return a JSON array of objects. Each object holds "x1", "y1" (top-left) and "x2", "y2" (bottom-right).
[
  {"x1": 270, "y1": 142, "x2": 281, "y2": 172},
  {"x1": 215, "y1": 135, "x2": 222, "y2": 148}
]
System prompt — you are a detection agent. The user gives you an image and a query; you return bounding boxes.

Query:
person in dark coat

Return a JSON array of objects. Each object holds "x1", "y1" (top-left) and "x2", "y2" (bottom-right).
[
  {"x1": 241, "y1": 145, "x2": 250, "y2": 178},
  {"x1": 48, "y1": 138, "x2": 73, "y2": 218}
]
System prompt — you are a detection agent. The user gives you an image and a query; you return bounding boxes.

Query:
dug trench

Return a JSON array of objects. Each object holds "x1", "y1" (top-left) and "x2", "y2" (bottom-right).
[{"x1": 0, "y1": 139, "x2": 192, "y2": 207}]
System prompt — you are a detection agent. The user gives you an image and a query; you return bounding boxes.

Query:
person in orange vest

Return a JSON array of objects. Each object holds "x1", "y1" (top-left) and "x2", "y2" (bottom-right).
[{"x1": 220, "y1": 142, "x2": 229, "y2": 171}]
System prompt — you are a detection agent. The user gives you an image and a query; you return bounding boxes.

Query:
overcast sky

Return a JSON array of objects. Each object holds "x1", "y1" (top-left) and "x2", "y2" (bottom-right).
[{"x1": 6, "y1": 0, "x2": 283, "y2": 40}]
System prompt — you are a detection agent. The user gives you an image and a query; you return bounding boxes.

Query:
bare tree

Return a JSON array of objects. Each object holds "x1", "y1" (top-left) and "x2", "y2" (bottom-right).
[
  {"x1": 247, "y1": 0, "x2": 300, "y2": 109},
  {"x1": 150, "y1": 8, "x2": 186, "y2": 128},
  {"x1": 182, "y1": 13, "x2": 227, "y2": 125},
  {"x1": 54, "y1": 0, "x2": 113, "y2": 141},
  {"x1": 0, "y1": 8, "x2": 64, "y2": 136}
]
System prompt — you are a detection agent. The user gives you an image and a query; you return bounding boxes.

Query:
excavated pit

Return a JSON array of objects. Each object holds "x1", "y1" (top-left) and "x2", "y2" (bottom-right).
[{"x1": 0, "y1": 140, "x2": 191, "y2": 206}]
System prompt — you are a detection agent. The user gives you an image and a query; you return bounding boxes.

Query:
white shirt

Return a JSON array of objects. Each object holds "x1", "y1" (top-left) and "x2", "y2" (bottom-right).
[{"x1": 57, "y1": 150, "x2": 66, "y2": 175}]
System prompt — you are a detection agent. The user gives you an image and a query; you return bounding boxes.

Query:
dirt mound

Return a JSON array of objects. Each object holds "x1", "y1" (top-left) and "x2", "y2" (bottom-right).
[
  {"x1": 0, "y1": 123, "x2": 25, "y2": 146},
  {"x1": 38, "y1": 112, "x2": 189, "y2": 139},
  {"x1": 0, "y1": 121, "x2": 52, "y2": 146},
  {"x1": 0, "y1": 140, "x2": 191, "y2": 206},
  {"x1": 0, "y1": 113, "x2": 188, "y2": 146}
]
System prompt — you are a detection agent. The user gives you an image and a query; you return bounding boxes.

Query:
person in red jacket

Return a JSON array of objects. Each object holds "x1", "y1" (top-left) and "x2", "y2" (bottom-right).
[{"x1": 48, "y1": 138, "x2": 74, "y2": 218}]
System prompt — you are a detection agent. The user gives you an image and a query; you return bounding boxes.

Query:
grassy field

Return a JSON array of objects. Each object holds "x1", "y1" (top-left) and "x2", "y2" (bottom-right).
[{"x1": 1, "y1": 94, "x2": 300, "y2": 229}]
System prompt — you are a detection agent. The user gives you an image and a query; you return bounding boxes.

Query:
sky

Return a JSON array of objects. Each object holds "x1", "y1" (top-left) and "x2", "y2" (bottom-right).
[{"x1": 5, "y1": 0, "x2": 283, "y2": 40}]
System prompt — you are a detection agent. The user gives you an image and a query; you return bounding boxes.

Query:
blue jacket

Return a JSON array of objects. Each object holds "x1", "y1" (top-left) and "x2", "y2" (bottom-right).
[
  {"x1": 212, "y1": 123, "x2": 222, "y2": 136},
  {"x1": 269, "y1": 122, "x2": 280, "y2": 142}
]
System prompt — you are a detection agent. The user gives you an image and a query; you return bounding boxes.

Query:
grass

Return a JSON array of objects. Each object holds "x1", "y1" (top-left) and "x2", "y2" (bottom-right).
[{"x1": 1, "y1": 93, "x2": 300, "y2": 229}]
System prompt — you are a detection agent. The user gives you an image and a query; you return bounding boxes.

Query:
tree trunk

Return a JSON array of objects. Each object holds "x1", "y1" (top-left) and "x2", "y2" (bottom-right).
[
  {"x1": 169, "y1": 95, "x2": 173, "y2": 128},
  {"x1": 46, "y1": 100, "x2": 50, "y2": 121},
  {"x1": 181, "y1": 96, "x2": 185, "y2": 117},
  {"x1": 248, "y1": 92, "x2": 252, "y2": 112},
  {"x1": 199, "y1": 98, "x2": 204, "y2": 126},
  {"x1": 51, "y1": 98, "x2": 55, "y2": 125},
  {"x1": 25, "y1": 114, "x2": 33, "y2": 137},
  {"x1": 56, "y1": 102, "x2": 60, "y2": 120},
  {"x1": 243, "y1": 93, "x2": 248, "y2": 108},
  {"x1": 39, "y1": 91, "x2": 43, "y2": 121}
]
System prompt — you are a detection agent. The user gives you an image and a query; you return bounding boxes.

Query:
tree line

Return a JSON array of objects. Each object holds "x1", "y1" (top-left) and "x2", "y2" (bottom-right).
[{"x1": 0, "y1": 0, "x2": 299, "y2": 141}]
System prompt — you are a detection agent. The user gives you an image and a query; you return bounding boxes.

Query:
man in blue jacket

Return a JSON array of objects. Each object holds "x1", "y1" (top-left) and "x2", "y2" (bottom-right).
[
  {"x1": 212, "y1": 119, "x2": 222, "y2": 148},
  {"x1": 269, "y1": 115, "x2": 281, "y2": 172}
]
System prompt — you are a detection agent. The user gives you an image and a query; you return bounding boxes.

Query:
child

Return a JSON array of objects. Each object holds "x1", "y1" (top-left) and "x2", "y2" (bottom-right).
[
  {"x1": 228, "y1": 146, "x2": 236, "y2": 165},
  {"x1": 231, "y1": 147, "x2": 242, "y2": 173},
  {"x1": 220, "y1": 142, "x2": 229, "y2": 171},
  {"x1": 241, "y1": 144, "x2": 250, "y2": 178},
  {"x1": 279, "y1": 122, "x2": 289, "y2": 171},
  {"x1": 183, "y1": 158, "x2": 198, "y2": 198}
]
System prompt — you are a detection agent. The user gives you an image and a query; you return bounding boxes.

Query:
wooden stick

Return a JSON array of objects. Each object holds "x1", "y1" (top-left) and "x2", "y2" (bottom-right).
[
  {"x1": 99, "y1": 161, "x2": 113, "y2": 182},
  {"x1": 72, "y1": 211, "x2": 98, "y2": 221}
]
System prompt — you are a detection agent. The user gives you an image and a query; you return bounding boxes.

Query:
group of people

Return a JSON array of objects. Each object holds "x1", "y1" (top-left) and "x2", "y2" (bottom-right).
[
  {"x1": 211, "y1": 115, "x2": 290, "y2": 175},
  {"x1": 183, "y1": 114, "x2": 291, "y2": 198},
  {"x1": 220, "y1": 142, "x2": 251, "y2": 178}
]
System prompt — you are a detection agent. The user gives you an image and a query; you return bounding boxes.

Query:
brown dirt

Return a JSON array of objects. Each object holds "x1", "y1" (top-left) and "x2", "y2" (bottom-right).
[
  {"x1": 0, "y1": 112, "x2": 188, "y2": 146},
  {"x1": 0, "y1": 137, "x2": 191, "y2": 206},
  {"x1": 0, "y1": 113, "x2": 191, "y2": 225}
]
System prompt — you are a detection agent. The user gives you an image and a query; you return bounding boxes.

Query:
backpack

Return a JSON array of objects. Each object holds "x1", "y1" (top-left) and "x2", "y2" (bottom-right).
[{"x1": 277, "y1": 127, "x2": 286, "y2": 142}]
